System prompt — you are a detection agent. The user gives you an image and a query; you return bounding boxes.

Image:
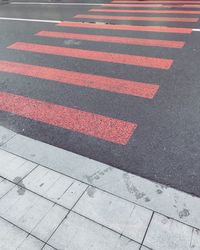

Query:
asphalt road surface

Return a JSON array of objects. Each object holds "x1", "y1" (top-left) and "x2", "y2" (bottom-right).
[{"x1": 1, "y1": 0, "x2": 200, "y2": 196}]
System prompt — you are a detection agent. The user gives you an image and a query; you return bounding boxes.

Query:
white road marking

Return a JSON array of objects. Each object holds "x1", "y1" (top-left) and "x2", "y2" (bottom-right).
[
  {"x1": 11, "y1": 2, "x2": 105, "y2": 6},
  {"x1": 0, "y1": 17, "x2": 60, "y2": 23},
  {"x1": 193, "y1": 29, "x2": 200, "y2": 32}
]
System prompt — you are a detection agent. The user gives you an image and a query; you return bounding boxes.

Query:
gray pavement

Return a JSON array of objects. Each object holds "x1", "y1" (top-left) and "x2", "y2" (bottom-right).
[{"x1": 1, "y1": 126, "x2": 200, "y2": 250}]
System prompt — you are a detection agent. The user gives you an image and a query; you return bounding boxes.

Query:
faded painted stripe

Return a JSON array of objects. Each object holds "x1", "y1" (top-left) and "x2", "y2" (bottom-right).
[
  {"x1": 57, "y1": 22, "x2": 192, "y2": 34},
  {"x1": 8, "y1": 42, "x2": 173, "y2": 70},
  {"x1": 75, "y1": 14, "x2": 198, "y2": 23},
  {"x1": 36, "y1": 30, "x2": 185, "y2": 48},
  {"x1": 11, "y1": 2, "x2": 109, "y2": 5},
  {"x1": 90, "y1": 8, "x2": 200, "y2": 14},
  {"x1": 104, "y1": 3, "x2": 200, "y2": 9},
  {"x1": 0, "y1": 17, "x2": 60, "y2": 23},
  {"x1": 0, "y1": 60, "x2": 159, "y2": 99},
  {"x1": 0, "y1": 91, "x2": 137, "y2": 144},
  {"x1": 163, "y1": 5, "x2": 200, "y2": 8}
]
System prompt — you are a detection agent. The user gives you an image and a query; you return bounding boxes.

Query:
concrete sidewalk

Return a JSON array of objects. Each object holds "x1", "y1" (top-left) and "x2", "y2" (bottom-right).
[{"x1": 0, "y1": 126, "x2": 200, "y2": 250}]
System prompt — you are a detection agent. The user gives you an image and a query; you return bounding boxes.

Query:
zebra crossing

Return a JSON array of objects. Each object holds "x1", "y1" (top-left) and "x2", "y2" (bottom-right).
[{"x1": 0, "y1": 0, "x2": 199, "y2": 145}]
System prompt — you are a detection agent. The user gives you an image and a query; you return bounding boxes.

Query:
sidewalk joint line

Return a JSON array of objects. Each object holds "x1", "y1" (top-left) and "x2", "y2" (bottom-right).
[
  {"x1": 140, "y1": 211, "x2": 154, "y2": 249},
  {"x1": 0, "y1": 133, "x2": 17, "y2": 147},
  {"x1": 0, "y1": 215, "x2": 55, "y2": 248},
  {"x1": 42, "y1": 209, "x2": 71, "y2": 250},
  {"x1": 43, "y1": 185, "x2": 88, "y2": 247}
]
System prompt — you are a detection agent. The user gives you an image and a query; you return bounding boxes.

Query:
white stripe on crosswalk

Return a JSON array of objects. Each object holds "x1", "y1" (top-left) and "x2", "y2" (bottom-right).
[{"x1": 0, "y1": 17, "x2": 60, "y2": 23}]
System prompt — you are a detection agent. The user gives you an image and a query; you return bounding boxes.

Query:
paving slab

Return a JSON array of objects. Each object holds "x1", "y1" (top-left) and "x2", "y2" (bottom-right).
[
  {"x1": 22, "y1": 165, "x2": 88, "y2": 209},
  {"x1": 17, "y1": 235, "x2": 44, "y2": 250},
  {"x1": 73, "y1": 187, "x2": 152, "y2": 243},
  {"x1": 48, "y1": 211, "x2": 140, "y2": 250},
  {"x1": 140, "y1": 247, "x2": 152, "y2": 250},
  {"x1": 0, "y1": 185, "x2": 68, "y2": 241},
  {"x1": 0, "y1": 217, "x2": 44, "y2": 250},
  {"x1": 0, "y1": 149, "x2": 36, "y2": 183},
  {"x1": 0, "y1": 177, "x2": 15, "y2": 197},
  {"x1": 0, "y1": 126, "x2": 15, "y2": 146},
  {"x1": 31, "y1": 204, "x2": 68, "y2": 242},
  {"x1": 43, "y1": 245, "x2": 56, "y2": 250},
  {"x1": 144, "y1": 213, "x2": 200, "y2": 250}
]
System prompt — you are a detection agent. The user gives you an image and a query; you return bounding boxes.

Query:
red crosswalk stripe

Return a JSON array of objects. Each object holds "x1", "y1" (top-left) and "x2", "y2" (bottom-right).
[
  {"x1": 111, "y1": 0, "x2": 200, "y2": 0},
  {"x1": 163, "y1": 5, "x2": 200, "y2": 8},
  {"x1": 102, "y1": 4, "x2": 163, "y2": 7},
  {"x1": 103, "y1": 3, "x2": 200, "y2": 8},
  {"x1": 112, "y1": 0, "x2": 200, "y2": 0},
  {"x1": 8, "y1": 42, "x2": 173, "y2": 70},
  {"x1": 111, "y1": 0, "x2": 200, "y2": 3},
  {"x1": 0, "y1": 60, "x2": 159, "y2": 99},
  {"x1": 57, "y1": 22, "x2": 192, "y2": 34},
  {"x1": 0, "y1": 91, "x2": 137, "y2": 144},
  {"x1": 90, "y1": 8, "x2": 200, "y2": 14},
  {"x1": 36, "y1": 31, "x2": 185, "y2": 48},
  {"x1": 112, "y1": 1, "x2": 200, "y2": 3},
  {"x1": 75, "y1": 14, "x2": 198, "y2": 23},
  {"x1": 102, "y1": 3, "x2": 200, "y2": 9}
]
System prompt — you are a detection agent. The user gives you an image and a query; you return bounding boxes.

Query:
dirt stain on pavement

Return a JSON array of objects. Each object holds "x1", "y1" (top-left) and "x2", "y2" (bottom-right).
[
  {"x1": 123, "y1": 173, "x2": 151, "y2": 202},
  {"x1": 85, "y1": 167, "x2": 112, "y2": 184},
  {"x1": 13, "y1": 177, "x2": 26, "y2": 196},
  {"x1": 179, "y1": 208, "x2": 190, "y2": 219},
  {"x1": 156, "y1": 189, "x2": 163, "y2": 194},
  {"x1": 86, "y1": 186, "x2": 96, "y2": 198}
]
